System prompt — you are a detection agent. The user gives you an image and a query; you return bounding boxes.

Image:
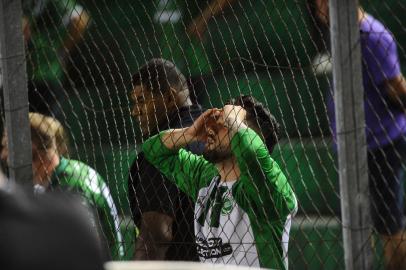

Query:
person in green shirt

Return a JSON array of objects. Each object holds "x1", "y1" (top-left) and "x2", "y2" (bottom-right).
[
  {"x1": 0, "y1": 112, "x2": 124, "y2": 259},
  {"x1": 143, "y1": 95, "x2": 297, "y2": 269}
]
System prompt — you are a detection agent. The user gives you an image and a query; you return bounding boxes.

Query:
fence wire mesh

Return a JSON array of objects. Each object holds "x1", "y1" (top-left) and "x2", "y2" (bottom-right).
[{"x1": 0, "y1": 0, "x2": 405, "y2": 269}]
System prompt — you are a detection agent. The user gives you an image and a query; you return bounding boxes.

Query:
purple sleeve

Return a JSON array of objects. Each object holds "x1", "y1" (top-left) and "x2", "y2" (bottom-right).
[{"x1": 363, "y1": 30, "x2": 401, "y2": 86}]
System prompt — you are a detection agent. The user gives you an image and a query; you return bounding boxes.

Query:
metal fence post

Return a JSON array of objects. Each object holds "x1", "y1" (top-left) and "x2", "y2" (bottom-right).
[
  {"x1": 0, "y1": 0, "x2": 32, "y2": 184},
  {"x1": 329, "y1": 0, "x2": 372, "y2": 269}
]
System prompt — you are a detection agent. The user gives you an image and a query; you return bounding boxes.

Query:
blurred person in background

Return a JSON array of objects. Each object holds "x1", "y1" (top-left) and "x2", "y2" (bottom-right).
[
  {"x1": 128, "y1": 58, "x2": 203, "y2": 260},
  {"x1": 0, "y1": 184, "x2": 107, "y2": 270},
  {"x1": 142, "y1": 96, "x2": 297, "y2": 269},
  {"x1": 0, "y1": 112, "x2": 124, "y2": 259},
  {"x1": 187, "y1": 0, "x2": 237, "y2": 41},
  {"x1": 314, "y1": 1, "x2": 406, "y2": 269},
  {"x1": 22, "y1": 0, "x2": 89, "y2": 118}
]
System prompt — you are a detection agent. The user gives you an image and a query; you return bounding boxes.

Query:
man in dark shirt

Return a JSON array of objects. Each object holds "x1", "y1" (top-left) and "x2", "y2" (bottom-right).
[{"x1": 128, "y1": 58, "x2": 203, "y2": 260}]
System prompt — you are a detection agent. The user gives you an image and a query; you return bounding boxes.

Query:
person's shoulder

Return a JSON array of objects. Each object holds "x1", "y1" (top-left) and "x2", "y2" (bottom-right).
[
  {"x1": 128, "y1": 151, "x2": 166, "y2": 183},
  {"x1": 62, "y1": 158, "x2": 91, "y2": 175},
  {"x1": 58, "y1": 157, "x2": 106, "y2": 190},
  {"x1": 130, "y1": 152, "x2": 156, "y2": 173},
  {"x1": 361, "y1": 14, "x2": 395, "y2": 46}
]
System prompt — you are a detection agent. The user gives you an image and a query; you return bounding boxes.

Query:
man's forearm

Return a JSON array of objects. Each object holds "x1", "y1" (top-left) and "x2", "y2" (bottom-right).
[
  {"x1": 387, "y1": 75, "x2": 406, "y2": 109},
  {"x1": 203, "y1": 0, "x2": 237, "y2": 18},
  {"x1": 161, "y1": 128, "x2": 197, "y2": 150},
  {"x1": 134, "y1": 234, "x2": 169, "y2": 260},
  {"x1": 134, "y1": 212, "x2": 173, "y2": 260},
  {"x1": 63, "y1": 11, "x2": 90, "y2": 53}
]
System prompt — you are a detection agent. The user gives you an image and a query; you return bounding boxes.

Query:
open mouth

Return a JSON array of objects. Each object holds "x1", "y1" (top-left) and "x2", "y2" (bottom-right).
[
  {"x1": 207, "y1": 136, "x2": 215, "y2": 145},
  {"x1": 206, "y1": 128, "x2": 217, "y2": 142},
  {"x1": 205, "y1": 129, "x2": 218, "y2": 151}
]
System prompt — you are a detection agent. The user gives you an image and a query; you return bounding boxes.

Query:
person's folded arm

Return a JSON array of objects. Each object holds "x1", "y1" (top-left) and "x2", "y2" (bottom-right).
[
  {"x1": 142, "y1": 127, "x2": 217, "y2": 201},
  {"x1": 387, "y1": 75, "x2": 406, "y2": 109},
  {"x1": 231, "y1": 128, "x2": 297, "y2": 219}
]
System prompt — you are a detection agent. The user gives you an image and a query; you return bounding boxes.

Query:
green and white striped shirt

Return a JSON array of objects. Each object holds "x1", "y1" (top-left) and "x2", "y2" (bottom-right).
[{"x1": 143, "y1": 128, "x2": 297, "y2": 269}]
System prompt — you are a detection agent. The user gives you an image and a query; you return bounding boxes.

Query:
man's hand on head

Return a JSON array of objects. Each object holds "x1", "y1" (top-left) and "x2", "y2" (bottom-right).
[
  {"x1": 161, "y1": 108, "x2": 221, "y2": 150},
  {"x1": 161, "y1": 106, "x2": 247, "y2": 150},
  {"x1": 185, "y1": 108, "x2": 222, "y2": 141},
  {"x1": 221, "y1": 105, "x2": 247, "y2": 132}
]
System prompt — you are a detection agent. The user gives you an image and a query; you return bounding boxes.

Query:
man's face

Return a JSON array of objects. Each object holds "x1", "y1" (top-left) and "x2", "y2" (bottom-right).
[
  {"x1": 31, "y1": 144, "x2": 49, "y2": 186},
  {"x1": 129, "y1": 84, "x2": 169, "y2": 136},
  {"x1": 203, "y1": 122, "x2": 232, "y2": 163}
]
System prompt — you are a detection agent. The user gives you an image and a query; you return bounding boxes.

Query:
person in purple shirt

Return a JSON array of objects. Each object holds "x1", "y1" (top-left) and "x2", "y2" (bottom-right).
[{"x1": 315, "y1": 1, "x2": 406, "y2": 269}]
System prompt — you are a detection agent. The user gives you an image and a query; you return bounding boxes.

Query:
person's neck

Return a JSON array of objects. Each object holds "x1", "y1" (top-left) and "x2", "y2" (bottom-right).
[
  {"x1": 165, "y1": 105, "x2": 192, "y2": 128},
  {"x1": 216, "y1": 156, "x2": 240, "y2": 182},
  {"x1": 144, "y1": 102, "x2": 195, "y2": 138},
  {"x1": 358, "y1": 8, "x2": 366, "y2": 23}
]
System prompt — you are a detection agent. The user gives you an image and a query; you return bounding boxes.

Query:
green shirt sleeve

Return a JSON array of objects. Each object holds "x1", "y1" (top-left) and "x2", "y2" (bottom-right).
[
  {"x1": 231, "y1": 128, "x2": 297, "y2": 221},
  {"x1": 53, "y1": 159, "x2": 124, "y2": 259},
  {"x1": 142, "y1": 131, "x2": 218, "y2": 201}
]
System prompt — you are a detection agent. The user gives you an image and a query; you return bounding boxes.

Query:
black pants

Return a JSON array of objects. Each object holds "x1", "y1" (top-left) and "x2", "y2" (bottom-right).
[{"x1": 369, "y1": 137, "x2": 406, "y2": 235}]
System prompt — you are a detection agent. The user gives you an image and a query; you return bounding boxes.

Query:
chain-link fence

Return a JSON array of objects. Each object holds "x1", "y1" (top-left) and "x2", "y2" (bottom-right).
[{"x1": 1, "y1": 0, "x2": 406, "y2": 269}]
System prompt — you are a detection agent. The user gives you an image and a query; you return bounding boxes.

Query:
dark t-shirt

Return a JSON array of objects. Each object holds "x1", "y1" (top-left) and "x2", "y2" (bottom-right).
[{"x1": 128, "y1": 105, "x2": 204, "y2": 261}]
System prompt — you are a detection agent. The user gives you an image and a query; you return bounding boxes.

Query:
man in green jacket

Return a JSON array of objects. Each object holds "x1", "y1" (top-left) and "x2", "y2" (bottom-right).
[
  {"x1": 143, "y1": 96, "x2": 297, "y2": 269},
  {"x1": 1, "y1": 112, "x2": 124, "y2": 259}
]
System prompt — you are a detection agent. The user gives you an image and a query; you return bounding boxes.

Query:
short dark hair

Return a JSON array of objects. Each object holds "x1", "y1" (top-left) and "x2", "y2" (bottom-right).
[
  {"x1": 132, "y1": 58, "x2": 187, "y2": 93},
  {"x1": 0, "y1": 187, "x2": 107, "y2": 270},
  {"x1": 230, "y1": 95, "x2": 281, "y2": 153}
]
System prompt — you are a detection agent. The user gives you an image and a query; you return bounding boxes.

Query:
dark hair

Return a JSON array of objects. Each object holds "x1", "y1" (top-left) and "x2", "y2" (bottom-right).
[
  {"x1": 0, "y1": 187, "x2": 107, "y2": 270},
  {"x1": 132, "y1": 58, "x2": 187, "y2": 94},
  {"x1": 230, "y1": 95, "x2": 281, "y2": 153}
]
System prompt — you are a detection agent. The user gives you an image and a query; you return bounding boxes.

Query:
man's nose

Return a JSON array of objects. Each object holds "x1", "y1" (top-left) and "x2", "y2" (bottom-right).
[{"x1": 206, "y1": 127, "x2": 216, "y2": 137}]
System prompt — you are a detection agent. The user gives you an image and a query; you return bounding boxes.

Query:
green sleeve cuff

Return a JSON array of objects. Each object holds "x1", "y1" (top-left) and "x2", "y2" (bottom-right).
[{"x1": 231, "y1": 127, "x2": 263, "y2": 155}]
